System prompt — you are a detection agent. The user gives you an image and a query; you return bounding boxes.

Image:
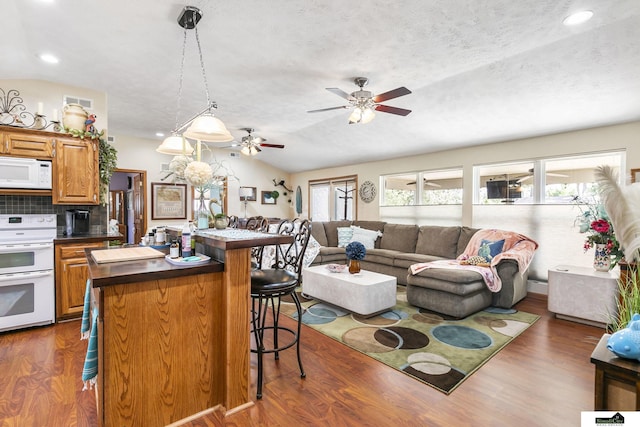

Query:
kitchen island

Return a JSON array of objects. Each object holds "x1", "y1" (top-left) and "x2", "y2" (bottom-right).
[{"x1": 87, "y1": 229, "x2": 293, "y2": 427}]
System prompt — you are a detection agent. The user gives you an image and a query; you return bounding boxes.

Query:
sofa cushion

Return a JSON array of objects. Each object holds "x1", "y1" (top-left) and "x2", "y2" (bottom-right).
[
  {"x1": 352, "y1": 221, "x2": 386, "y2": 248},
  {"x1": 322, "y1": 220, "x2": 352, "y2": 247},
  {"x1": 380, "y1": 224, "x2": 419, "y2": 253},
  {"x1": 350, "y1": 226, "x2": 382, "y2": 249},
  {"x1": 457, "y1": 226, "x2": 480, "y2": 257},
  {"x1": 477, "y1": 239, "x2": 505, "y2": 261},
  {"x1": 415, "y1": 226, "x2": 461, "y2": 259},
  {"x1": 362, "y1": 248, "x2": 398, "y2": 265},
  {"x1": 310, "y1": 222, "x2": 328, "y2": 247},
  {"x1": 337, "y1": 226, "x2": 354, "y2": 247},
  {"x1": 393, "y1": 252, "x2": 444, "y2": 268}
]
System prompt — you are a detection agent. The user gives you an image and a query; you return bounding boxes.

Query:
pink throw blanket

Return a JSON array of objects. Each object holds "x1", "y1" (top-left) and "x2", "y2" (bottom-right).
[{"x1": 410, "y1": 229, "x2": 538, "y2": 292}]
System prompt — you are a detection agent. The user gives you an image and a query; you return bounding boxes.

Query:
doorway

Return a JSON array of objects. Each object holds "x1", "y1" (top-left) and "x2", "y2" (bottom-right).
[{"x1": 108, "y1": 169, "x2": 147, "y2": 244}]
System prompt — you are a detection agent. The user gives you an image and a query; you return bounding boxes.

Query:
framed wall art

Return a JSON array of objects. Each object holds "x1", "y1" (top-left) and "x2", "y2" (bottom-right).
[
  {"x1": 261, "y1": 191, "x2": 276, "y2": 205},
  {"x1": 151, "y1": 182, "x2": 187, "y2": 220},
  {"x1": 632, "y1": 168, "x2": 640, "y2": 183}
]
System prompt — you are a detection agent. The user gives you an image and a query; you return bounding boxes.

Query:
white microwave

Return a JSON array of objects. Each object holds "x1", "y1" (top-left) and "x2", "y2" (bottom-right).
[{"x1": 0, "y1": 156, "x2": 52, "y2": 190}]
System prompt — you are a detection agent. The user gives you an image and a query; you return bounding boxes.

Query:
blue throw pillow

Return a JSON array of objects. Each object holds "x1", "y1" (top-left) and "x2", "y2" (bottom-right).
[
  {"x1": 477, "y1": 239, "x2": 505, "y2": 262},
  {"x1": 337, "y1": 226, "x2": 354, "y2": 247}
]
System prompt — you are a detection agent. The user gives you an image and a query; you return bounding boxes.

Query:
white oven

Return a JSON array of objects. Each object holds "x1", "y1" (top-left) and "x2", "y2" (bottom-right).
[{"x1": 0, "y1": 214, "x2": 56, "y2": 333}]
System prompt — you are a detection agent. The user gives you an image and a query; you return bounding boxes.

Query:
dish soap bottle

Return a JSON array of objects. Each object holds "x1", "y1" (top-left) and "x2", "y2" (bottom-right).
[{"x1": 181, "y1": 223, "x2": 192, "y2": 258}]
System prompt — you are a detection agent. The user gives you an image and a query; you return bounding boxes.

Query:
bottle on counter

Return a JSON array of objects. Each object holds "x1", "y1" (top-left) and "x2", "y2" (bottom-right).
[
  {"x1": 181, "y1": 223, "x2": 192, "y2": 258},
  {"x1": 155, "y1": 226, "x2": 166, "y2": 245},
  {"x1": 169, "y1": 240, "x2": 180, "y2": 258}
]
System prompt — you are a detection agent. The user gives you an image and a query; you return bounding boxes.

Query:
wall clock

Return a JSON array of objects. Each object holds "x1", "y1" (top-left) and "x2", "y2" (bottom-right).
[{"x1": 359, "y1": 180, "x2": 377, "y2": 203}]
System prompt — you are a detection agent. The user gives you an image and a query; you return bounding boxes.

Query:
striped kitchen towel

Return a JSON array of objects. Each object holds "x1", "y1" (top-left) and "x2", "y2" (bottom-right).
[
  {"x1": 82, "y1": 306, "x2": 99, "y2": 390},
  {"x1": 80, "y1": 279, "x2": 91, "y2": 340}
]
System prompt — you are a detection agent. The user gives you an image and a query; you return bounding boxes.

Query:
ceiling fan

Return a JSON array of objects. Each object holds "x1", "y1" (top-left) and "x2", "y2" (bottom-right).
[
  {"x1": 516, "y1": 168, "x2": 569, "y2": 183},
  {"x1": 307, "y1": 77, "x2": 412, "y2": 124},
  {"x1": 407, "y1": 178, "x2": 442, "y2": 187},
  {"x1": 227, "y1": 128, "x2": 285, "y2": 156}
]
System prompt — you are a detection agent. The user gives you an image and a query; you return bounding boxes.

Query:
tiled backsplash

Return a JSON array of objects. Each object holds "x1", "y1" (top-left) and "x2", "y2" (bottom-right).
[{"x1": 0, "y1": 195, "x2": 108, "y2": 235}]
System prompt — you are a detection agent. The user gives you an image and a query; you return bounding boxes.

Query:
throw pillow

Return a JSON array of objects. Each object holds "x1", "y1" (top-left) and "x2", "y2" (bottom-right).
[
  {"x1": 477, "y1": 239, "x2": 505, "y2": 262},
  {"x1": 350, "y1": 226, "x2": 382, "y2": 250},
  {"x1": 337, "y1": 226, "x2": 354, "y2": 248}
]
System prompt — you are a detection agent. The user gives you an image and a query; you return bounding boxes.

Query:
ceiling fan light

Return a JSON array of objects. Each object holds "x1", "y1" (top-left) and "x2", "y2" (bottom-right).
[
  {"x1": 250, "y1": 146, "x2": 259, "y2": 156},
  {"x1": 240, "y1": 145, "x2": 251, "y2": 156},
  {"x1": 361, "y1": 107, "x2": 375, "y2": 124},
  {"x1": 348, "y1": 107, "x2": 363, "y2": 124},
  {"x1": 183, "y1": 114, "x2": 234, "y2": 142},
  {"x1": 156, "y1": 134, "x2": 195, "y2": 155}
]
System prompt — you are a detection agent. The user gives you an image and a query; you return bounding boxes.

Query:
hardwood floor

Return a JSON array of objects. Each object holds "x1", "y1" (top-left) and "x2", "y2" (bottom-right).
[{"x1": 0, "y1": 293, "x2": 604, "y2": 427}]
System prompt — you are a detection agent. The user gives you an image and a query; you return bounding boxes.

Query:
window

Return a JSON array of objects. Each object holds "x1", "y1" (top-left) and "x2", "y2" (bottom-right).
[
  {"x1": 382, "y1": 168, "x2": 463, "y2": 206},
  {"x1": 474, "y1": 152, "x2": 624, "y2": 204},
  {"x1": 309, "y1": 176, "x2": 357, "y2": 221}
]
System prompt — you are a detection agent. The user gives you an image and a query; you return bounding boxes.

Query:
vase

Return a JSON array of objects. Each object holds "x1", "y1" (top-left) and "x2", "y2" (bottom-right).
[
  {"x1": 593, "y1": 243, "x2": 611, "y2": 272},
  {"x1": 62, "y1": 103, "x2": 88, "y2": 131},
  {"x1": 348, "y1": 259, "x2": 361, "y2": 274},
  {"x1": 196, "y1": 194, "x2": 210, "y2": 229},
  {"x1": 214, "y1": 216, "x2": 228, "y2": 230}
]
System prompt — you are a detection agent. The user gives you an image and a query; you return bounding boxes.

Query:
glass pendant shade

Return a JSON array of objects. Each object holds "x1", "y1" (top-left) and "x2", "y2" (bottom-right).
[
  {"x1": 361, "y1": 107, "x2": 375, "y2": 124},
  {"x1": 183, "y1": 114, "x2": 234, "y2": 142},
  {"x1": 348, "y1": 107, "x2": 363, "y2": 124},
  {"x1": 156, "y1": 135, "x2": 194, "y2": 155}
]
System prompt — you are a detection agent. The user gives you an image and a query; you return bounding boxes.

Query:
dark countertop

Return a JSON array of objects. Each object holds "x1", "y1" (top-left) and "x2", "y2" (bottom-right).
[
  {"x1": 86, "y1": 246, "x2": 224, "y2": 287},
  {"x1": 55, "y1": 233, "x2": 123, "y2": 244}
]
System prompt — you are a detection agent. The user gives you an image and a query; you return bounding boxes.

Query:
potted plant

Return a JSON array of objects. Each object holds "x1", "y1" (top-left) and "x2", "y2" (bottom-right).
[{"x1": 595, "y1": 166, "x2": 640, "y2": 331}]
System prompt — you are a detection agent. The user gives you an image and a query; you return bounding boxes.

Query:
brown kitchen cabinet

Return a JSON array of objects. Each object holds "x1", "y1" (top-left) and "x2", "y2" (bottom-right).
[
  {"x1": 53, "y1": 135, "x2": 99, "y2": 204},
  {"x1": 55, "y1": 241, "x2": 106, "y2": 320},
  {"x1": 0, "y1": 128, "x2": 54, "y2": 158}
]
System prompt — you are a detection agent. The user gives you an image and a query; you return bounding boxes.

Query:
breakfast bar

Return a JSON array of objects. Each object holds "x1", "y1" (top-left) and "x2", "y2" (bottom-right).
[{"x1": 87, "y1": 229, "x2": 292, "y2": 427}]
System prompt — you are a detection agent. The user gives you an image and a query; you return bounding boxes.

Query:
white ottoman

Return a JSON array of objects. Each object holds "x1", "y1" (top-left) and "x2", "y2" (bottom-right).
[{"x1": 302, "y1": 265, "x2": 397, "y2": 316}]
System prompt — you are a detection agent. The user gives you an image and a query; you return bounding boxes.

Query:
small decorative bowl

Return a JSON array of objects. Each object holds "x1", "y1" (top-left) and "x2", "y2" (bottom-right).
[{"x1": 325, "y1": 263, "x2": 347, "y2": 273}]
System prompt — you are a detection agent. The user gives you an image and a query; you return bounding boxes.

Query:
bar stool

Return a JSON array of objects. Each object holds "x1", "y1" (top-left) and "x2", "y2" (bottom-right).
[{"x1": 250, "y1": 218, "x2": 310, "y2": 399}]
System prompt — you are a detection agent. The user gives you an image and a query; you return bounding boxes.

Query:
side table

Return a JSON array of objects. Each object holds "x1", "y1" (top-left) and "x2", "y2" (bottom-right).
[
  {"x1": 591, "y1": 333, "x2": 640, "y2": 410},
  {"x1": 548, "y1": 264, "x2": 618, "y2": 327}
]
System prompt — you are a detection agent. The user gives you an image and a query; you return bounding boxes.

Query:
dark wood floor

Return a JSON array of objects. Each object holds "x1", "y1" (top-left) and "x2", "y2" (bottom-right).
[{"x1": 0, "y1": 293, "x2": 604, "y2": 427}]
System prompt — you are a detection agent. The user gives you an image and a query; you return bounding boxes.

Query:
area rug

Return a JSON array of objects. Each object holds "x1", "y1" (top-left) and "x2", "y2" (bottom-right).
[{"x1": 283, "y1": 287, "x2": 539, "y2": 394}]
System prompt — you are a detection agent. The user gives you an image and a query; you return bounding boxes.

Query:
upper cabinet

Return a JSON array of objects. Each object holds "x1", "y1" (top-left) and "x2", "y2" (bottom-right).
[
  {"x1": 53, "y1": 135, "x2": 99, "y2": 204},
  {"x1": 0, "y1": 128, "x2": 53, "y2": 158},
  {"x1": 0, "y1": 127, "x2": 99, "y2": 204}
]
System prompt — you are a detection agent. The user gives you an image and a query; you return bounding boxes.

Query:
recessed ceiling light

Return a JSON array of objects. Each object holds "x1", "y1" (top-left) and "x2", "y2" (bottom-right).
[
  {"x1": 563, "y1": 10, "x2": 594, "y2": 26},
  {"x1": 156, "y1": 132, "x2": 165, "y2": 137},
  {"x1": 39, "y1": 53, "x2": 59, "y2": 64}
]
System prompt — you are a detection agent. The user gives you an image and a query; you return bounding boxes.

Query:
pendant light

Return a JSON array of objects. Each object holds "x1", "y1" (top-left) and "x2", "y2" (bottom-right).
[{"x1": 157, "y1": 6, "x2": 232, "y2": 155}]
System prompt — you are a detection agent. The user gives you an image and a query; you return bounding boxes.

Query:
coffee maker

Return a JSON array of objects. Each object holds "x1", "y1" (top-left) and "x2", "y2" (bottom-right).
[{"x1": 65, "y1": 209, "x2": 91, "y2": 236}]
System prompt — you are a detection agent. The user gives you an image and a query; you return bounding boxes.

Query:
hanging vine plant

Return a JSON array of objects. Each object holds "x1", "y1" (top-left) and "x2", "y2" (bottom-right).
[{"x1": 99, "y1": 137, "x2": 118, "y2": 205}]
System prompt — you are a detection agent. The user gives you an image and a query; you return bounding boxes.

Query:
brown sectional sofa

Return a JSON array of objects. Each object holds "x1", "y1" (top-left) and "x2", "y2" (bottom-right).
[{"x1": 309, "y1": 220, "x2": 530, "y2": 318}]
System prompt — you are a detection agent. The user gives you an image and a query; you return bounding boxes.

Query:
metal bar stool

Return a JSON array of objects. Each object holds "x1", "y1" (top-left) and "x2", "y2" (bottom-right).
[{"x1": 250, "y1": 218, "x2": 310, "y2": 399}]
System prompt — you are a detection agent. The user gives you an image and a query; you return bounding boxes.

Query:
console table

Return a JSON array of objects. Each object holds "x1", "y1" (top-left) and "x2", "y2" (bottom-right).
[{"x1": 548, "y1": 264, "x2": 618, "y2": 327}]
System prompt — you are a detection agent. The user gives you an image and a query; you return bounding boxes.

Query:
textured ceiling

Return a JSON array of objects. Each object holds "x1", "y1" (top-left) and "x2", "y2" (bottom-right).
[{"x1": 2, "y1": 0, "x2": 640, "y2": 173}]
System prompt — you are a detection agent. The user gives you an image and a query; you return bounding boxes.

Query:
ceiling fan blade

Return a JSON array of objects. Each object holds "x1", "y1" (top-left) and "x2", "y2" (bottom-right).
[
  {"x1": 373, "y1": 87, "x2": 412, "y2": 103},
  {"x1": 307, "y1": 105, "x2": 350, "y2": 113},
  {"x1": 374, "y1": 104, "x2": 412, "y2": 116},
  {"x1": 326, "y1": 87, "x2": 355, "y2": 101},
  {"x1": 516, "y1": 175, "x2": 533, "y2": 183},
  {"x1": 259, "y1": 143, "x2": 285, "y2": 149}
]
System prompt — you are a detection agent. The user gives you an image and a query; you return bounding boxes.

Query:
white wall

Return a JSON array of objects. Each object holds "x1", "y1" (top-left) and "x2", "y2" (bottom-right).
[
  {"x1": 110, "y1": 135, "x2": 292, "y2": 231},
  {"x1": 0, "y1": 79, "x2": 108, "y2": 133},
  {"x1": 290, "y1": 121, "x2": 640, "y2": 282}
]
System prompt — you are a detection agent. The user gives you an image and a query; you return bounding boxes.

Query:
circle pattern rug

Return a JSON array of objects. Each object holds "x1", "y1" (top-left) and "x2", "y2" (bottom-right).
[{"x1": 287, "y1": 287, "x2": 539, "y2": 394}]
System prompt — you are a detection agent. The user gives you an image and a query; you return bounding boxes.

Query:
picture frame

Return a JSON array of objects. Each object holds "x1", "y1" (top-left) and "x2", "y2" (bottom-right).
[
  {"x1": 239, "y1": 186, "x2": 257, "y2": 202},
  {"x1": 261, "y1": 190, "x2": 276, "y2": 205},
  {"x1": 151, "y1": 182, "x2": 187, "y2": 220},
  {"x1": 632, "y1": 168, "x2": 640, "y2": 183}
]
